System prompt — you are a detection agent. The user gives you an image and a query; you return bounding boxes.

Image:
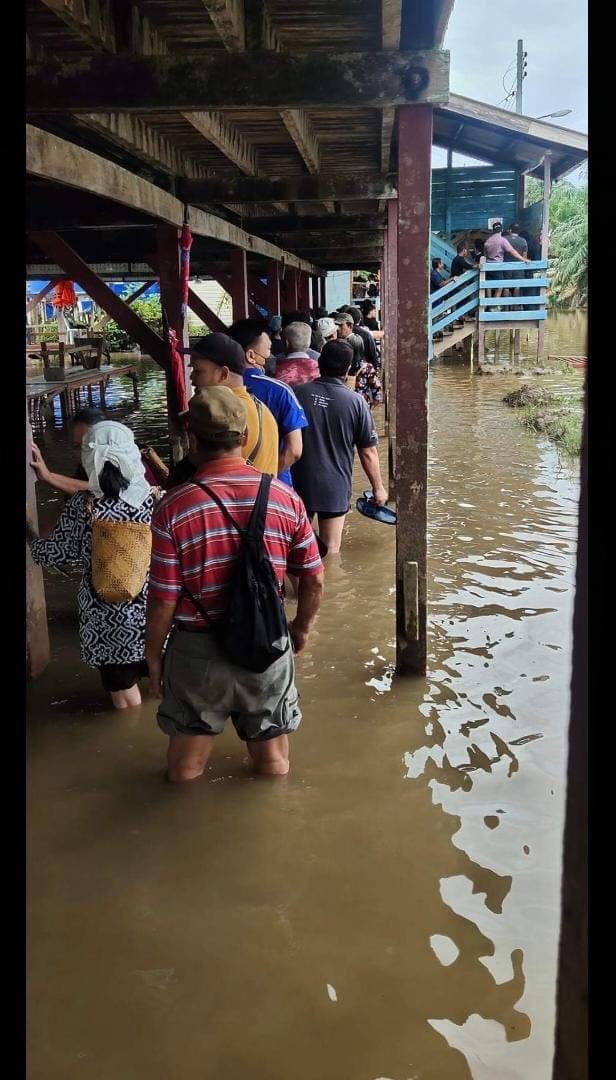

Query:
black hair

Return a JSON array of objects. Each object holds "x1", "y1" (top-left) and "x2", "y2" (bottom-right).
[
  {"x1": 432, "y1": 258, "x2": 442, "y2": 269},
  {"x1": 348, "y1": 306, "x2": 363, "y2": 326},
  {"x1": 319, "y1": 340, "x2": 353, "y2": 378},
  {"x1": 98, "y1": 461, "x2": 130, "y2": 500},
  {"x1": 193, "y1": 431, "x2": 243, "y2": 453},
  {"x1": 456, "y1": 242, "x2": 467, "y2": 253},
  {"x1": 509, "y1": 223, "x2": 520, "y2": 233},
  {"x1": 281, "y1": 310, "x2": 311, "y2": 328},
  {"x1": 228, "y1": 318, "x2": 270, "y2": 352},
  {"x1": 72, "y1": 407, "x2": 106, "y2": 427}
]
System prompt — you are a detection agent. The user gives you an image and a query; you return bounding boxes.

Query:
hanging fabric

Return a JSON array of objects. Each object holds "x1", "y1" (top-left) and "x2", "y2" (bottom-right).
[{"x1": 52, "y1": 280, "x2": 77, "y2": 309}]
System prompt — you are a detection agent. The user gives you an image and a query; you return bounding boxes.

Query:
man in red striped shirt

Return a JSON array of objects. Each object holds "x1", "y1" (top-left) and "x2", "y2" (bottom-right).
[{"x1": 146, "y1": 386, "x2": 324, "y2": 783}]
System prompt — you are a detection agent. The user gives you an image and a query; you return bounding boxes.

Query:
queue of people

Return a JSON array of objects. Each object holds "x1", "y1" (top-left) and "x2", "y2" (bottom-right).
[{"x1": 27, "y1": 304, "x2": 387, "y2": 781}]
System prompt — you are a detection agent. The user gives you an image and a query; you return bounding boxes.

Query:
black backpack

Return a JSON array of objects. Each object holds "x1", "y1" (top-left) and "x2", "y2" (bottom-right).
[{"x1": 184, "y1": 474, "x2": 289, "y2": 673}]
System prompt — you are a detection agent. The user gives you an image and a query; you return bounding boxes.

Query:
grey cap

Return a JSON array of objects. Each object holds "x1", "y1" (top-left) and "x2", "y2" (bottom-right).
[{"x1": 334, "y1": 313, "x2": 354, "y2": 327}]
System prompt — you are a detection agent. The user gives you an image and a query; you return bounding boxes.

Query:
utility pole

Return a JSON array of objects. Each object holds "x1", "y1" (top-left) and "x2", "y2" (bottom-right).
[{"x1": 516, "y1": 39, "x2": 527, "y2": 114}]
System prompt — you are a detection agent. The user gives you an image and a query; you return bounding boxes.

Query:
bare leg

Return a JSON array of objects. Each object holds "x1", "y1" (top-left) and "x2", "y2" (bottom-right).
[
  {"x1": 247, "y1": 735, "x2": 290, "y2": 776},
  {"x1": 110, "y1": 683, "x2": 142, "y2": 710},
  {"x1": 167, "y1": 733, "x2": 216, "y2": 782},
  {"x1": 317, "y1": 514, "x2": 346, "y2": 555}
]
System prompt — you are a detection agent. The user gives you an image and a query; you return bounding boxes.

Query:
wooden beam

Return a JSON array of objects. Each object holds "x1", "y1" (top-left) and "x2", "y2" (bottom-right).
[
  {"x1": 381, "y1": 2, "x2": 402, "y2": 171},
  {"x1": 280, "y1": 109, "x2": 320, "y2": 174},
  {"x1": 280, "y1": 267, "x2": 298, "y2": 310},
  {"x1": 395, "y1": 104, "x2": 433, "y2": 676},
  {"x1": 198, "y1": 0, "x2": 245, "y2": 51},
  {"x1": 249, "y1": 215, "x2": 386, "y2": 234},
  {"x1": 182, "y1": 111, "x2": 257, "y2": 174},
  {"x1": 94, "y1": 279, "x2": 152, "y2": 329},
  {"x1": 77, "y1": 112, "x2": 212, "y2": 179},
  {"x1": 183, "y1": 173, "x2": 397, "y2": 204},
  {"x1": 26, "y1": 50, "x2": 450, "y2": 112},
  {"x1": 39, "y1": 0, "x2": 116, "y2": 52},
  {"x1": 26, "y1": 125, "x2": 322, "y2": 274},
  {"x1": 26, "y1": 281, "x2": 54, "y2": 315},
  {"x1": 230, "y1": 250, "x2": 249, "y2": 320},
  {"x1": 265, "y1": 260, "x2": 280, "y2": 316},
  {"x1": 187, "y1": 288, "x2": 227, "y2": 333},
  {"x1": 28, "y1": 231, "x2": 167, "y2": 365}
]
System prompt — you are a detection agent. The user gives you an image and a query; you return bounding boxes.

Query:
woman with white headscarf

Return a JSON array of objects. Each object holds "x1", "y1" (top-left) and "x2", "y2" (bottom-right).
[{"x1": 28, "y1": 422, "x2": 161, "y2": 710}]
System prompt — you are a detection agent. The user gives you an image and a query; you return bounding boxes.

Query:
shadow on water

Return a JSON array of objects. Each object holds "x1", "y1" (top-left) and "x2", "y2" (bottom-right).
[{"x1": 27, "y1": 314, "x2": 582, "y2": 1079}]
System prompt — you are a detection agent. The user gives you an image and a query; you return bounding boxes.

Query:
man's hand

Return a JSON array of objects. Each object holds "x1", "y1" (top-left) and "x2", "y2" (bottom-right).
[
  {"x1": 146, "y1": 655, "x2": 164, "y2": 698},
  {"x1": 288, "y1": 620, "x2": 309, "y2": 656},
  {"x1": 372, "y1": 484, "x2": 388, "y2": 507},
  {"x1": 30, "y1": 444, "x2": 51, "y2": 485}
]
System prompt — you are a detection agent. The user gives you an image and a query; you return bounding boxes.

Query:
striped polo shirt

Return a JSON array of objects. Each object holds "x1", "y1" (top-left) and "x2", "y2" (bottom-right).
[{"x1": 150, "y1": 457, "x2": 323, "y2": 627}]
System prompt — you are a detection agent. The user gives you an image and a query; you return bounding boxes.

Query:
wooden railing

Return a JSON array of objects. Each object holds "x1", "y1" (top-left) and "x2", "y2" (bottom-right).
[
  {"x1": 430, "y1": 268, "x2": 479, "y2": 336},
  {"x1": 478, "y1": 259, "x2": 550, "y2": 322}
]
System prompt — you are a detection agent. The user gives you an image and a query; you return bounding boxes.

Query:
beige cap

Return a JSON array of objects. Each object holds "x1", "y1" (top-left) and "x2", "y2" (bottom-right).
[{"x1": 188, "y1": 387, "x2": 247, "y2": 442}]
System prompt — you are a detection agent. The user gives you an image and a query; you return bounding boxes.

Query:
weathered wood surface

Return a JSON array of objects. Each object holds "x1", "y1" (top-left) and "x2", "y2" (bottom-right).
[
  {"x1": 27, "y1": 50, "x2": 450, "y2": 112},
  {"x1": 395, "y1": 105, "x2": 432, "y2": 675},
  {"x1": 26, "y1": 363, "x2": 140, "y2": 400},
  {"x1": 183, "y1": 173, "x2": 397, "y2": 204},
  {"x1": 26, "y1": 125, "x2": 321, "y2": 274}
]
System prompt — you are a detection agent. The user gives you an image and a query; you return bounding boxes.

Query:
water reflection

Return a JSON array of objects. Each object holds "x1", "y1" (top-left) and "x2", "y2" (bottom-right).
[{"x1": 28, "y1": 314, "x2": 581, "y2": 1079}]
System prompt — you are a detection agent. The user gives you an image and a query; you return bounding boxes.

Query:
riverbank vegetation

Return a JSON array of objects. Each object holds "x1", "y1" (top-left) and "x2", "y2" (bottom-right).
[
  {"x1": 526, "y1": 173, "x2": 588, "y2": 310},
  {"x1": 503, "y1": 384, "x2": 583, "y2": 456}
]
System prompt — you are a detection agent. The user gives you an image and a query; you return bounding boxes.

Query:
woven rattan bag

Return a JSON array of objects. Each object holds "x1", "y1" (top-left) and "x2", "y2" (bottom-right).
[{"x1": 87, "y1": 495, "x2": 156, "y2": 603}]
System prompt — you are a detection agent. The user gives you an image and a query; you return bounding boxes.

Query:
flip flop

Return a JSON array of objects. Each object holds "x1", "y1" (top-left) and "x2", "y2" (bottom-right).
[{"x1": 356, "y1": 494, "x2": 397, "y2": 526}]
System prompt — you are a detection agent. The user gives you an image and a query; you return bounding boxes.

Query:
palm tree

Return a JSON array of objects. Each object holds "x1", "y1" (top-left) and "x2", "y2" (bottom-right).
[{"x1": 524, "y1": 176, "x2": 588, "y2": 309}]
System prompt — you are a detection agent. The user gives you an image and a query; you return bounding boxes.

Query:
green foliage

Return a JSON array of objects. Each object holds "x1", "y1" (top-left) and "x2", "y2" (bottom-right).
[
  {"x1": 519, "y1": 398, "x2": 583, "y2": 456},
  {"x1": 524, "y1": 177, "x2": 588, "y2": 309},
  {"x1": 105, "y1": 288, "x2": 163, "y2": 351},
  {"x1": 38, "y1": 321, "x2": 59, "y2": 343}
]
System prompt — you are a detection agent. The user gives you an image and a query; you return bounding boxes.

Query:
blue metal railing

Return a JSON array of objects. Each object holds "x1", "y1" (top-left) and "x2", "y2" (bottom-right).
[
  {"x1": 479, "y1": 259, "x2": 550, "y2": 322},
  {"x1": 430, "y1": 268, "x2": 479, "y2": 336}
]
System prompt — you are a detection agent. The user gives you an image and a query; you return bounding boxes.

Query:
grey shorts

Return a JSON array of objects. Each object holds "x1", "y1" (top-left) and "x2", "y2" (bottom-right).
[{"x1": 157, "y1": 629, "x2": 302, "y2": 742}]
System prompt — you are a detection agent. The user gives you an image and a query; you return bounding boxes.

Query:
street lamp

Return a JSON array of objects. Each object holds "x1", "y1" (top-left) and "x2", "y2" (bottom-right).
[{"x1": 536, "y1": 109, "x2": 572, "y2": 120}]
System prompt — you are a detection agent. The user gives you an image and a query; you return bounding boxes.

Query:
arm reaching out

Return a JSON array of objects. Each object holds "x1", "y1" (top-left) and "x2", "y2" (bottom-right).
[
  {"x1": 30, "y1": 444, "x2": 89, "y2": 496},
  {"x1": 358, "y1": 445, "x2": 388, "y2": 506},
  {"x1": 145, "y1": 596, "x2": 177, "y2": 698},
  {"x1": 289, "y1": 571, "x2": 324, "y2": 655}
]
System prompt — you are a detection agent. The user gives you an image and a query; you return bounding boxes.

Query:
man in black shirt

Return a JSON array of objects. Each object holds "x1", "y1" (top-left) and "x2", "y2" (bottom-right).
[
  {"x1": 347, "y1": 305, "x2": 380, "y2": 370},
  {"x1": 450, "y1": 242, "x2": 476, "y2": 279}
]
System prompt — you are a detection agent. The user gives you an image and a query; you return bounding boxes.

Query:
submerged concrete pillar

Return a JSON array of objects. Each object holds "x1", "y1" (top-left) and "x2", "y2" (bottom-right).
[{"x1": 395, "y1": 104, "x2": 433, "y2": 676}]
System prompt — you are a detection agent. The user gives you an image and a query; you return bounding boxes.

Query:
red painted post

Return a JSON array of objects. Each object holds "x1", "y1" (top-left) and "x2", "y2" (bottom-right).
[
  {"x1": 280, "y1": 266, "x2": 298, "y2": 311},
  {"x1": 387, "y1": 198, "x2": 399, "y2": 459},
  {"x1": 265, "y1": 260, "x2": 281, "y2": 317},
  {"x1": 297, "y1": 270, "x2": 310, "y2": 312},
  {"x1": 156, "y1": 224, "x2": 190, "y2": 461},
  {"x1": 230, "y1": 250, "x2": 249, "y2": 320},
  {"x1": 395, "y1": 105, "x2": 433, "y2": 675}
]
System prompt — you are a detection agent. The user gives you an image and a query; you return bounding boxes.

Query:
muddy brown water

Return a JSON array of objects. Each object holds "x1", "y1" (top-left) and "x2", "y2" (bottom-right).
[{"x1": 28, "y1": 314, "x2": 584, "y2": 1079}]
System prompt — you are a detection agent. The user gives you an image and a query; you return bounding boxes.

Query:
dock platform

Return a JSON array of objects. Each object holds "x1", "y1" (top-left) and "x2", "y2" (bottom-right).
[{"x1": 27, "y1": 362, "x2": 140, "y2": 425}]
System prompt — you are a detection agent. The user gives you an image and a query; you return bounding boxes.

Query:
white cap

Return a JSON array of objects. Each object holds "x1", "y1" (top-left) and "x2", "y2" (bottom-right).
[{"x1": 317, "y1": 317, "x2": 337, "y2": 339}]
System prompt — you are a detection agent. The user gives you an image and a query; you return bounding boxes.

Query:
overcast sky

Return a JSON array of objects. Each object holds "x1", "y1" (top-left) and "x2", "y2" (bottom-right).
[{"x1": 432, "y1": 0, "x2": 588, "y2": 175}]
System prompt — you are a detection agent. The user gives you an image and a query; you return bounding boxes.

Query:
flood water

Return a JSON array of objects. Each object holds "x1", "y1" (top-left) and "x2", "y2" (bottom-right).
[{"x1": 27, "y1": 313, "x2": 584, "y2": 1079}]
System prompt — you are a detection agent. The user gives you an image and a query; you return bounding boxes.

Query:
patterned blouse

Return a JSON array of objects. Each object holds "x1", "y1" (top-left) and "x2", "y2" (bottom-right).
[{"x1": 30, "y1": 492, "x2": 157, "y2": 668}]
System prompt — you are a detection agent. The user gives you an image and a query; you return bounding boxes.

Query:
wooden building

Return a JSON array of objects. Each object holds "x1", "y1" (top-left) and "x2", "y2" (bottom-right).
[{"x1": 25, "y1": 1, "x2": 588, "y2": 682}]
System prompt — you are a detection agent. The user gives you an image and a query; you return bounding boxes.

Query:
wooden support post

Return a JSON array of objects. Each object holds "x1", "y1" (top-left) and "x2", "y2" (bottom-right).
[
  {"x1": 478, "y1": 257, "x2": 486, "y2": 366},
  {"x1": 26, "y1": 414, "x2": 50, "y2": 678},
  {"x1": 280, "y1": 266, "x2": 298, "y2": 311},
  {"x1": 265, "y1": 259, "x2": 280, "y2": 318},
  {"x1": 28, "y1": 231, "x2": 166, "y2": 364},
  {"x1": 552, "y1": 390, "x2": 588, "y2": 1080},
  {"x1": 26, "y1": 280, "x2": 54, "y2": 316},
  {"x1": 156, "y1": 223, "x2": 189, "y2": 462},
  {"x1": 387, "y1": 199, "x2": 399, "y2": 486},
  {"x1": 538, "y1": 152, "x2": 551, "y2": 362},
  {"x1": 514, "y1": 329, "x2": 521, "y2": 363},
  {"x1": 230, "y1": 249, "x2": 249, "y2": 320},
  {"x1": 445, "y1": 147, "x2": 453, "y2": 239},
  {"x1": 319, "y1": 275, "x2": 326, "y2": 311},
  {"x1": 297, "y1": 270, "x2": 310, "y2": 313},
  {"x1": 395, "y1": 105, "x2": 432, "y2": 676}
]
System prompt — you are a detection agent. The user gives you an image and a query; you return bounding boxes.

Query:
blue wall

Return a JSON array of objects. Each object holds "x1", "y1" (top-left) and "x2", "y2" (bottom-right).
[{"x1": 431, "y1": 165, "x2": 520, "y2": 235}]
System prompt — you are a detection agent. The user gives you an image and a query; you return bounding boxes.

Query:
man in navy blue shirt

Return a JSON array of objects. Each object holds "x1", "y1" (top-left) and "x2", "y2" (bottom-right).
[{"x1": 229, "y1": 319, "x2": 308, "y2": 487}]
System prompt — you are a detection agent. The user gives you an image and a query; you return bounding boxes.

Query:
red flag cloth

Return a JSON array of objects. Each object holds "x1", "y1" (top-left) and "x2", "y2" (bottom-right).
[
  {"x1": 52, "y1": 280, "x2": 77, "y2": 309},
  {"x1": 180, "y1": 223, "x2": 193, "y2": 322},
  {"x1": 167, "y1": 326, "x2": 188, "y2": 414}
]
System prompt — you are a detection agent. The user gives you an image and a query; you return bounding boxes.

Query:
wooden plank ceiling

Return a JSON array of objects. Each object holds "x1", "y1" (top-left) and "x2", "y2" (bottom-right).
[{"x1": 26, "y1": 0, "x2": 455, "y2": 269}]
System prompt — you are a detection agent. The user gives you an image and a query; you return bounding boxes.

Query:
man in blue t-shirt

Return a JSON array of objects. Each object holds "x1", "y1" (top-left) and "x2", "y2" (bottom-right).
[{"x1": 228, "y1": 319, "x2": 308, "y2": 487}]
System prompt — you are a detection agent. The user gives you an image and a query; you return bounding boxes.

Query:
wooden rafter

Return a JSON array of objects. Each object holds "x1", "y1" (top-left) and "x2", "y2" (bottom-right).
[
  {"x1": 182, "y1": 111, "x2": 257, "y2": 175},
  {"x1": 77, "y1": 112, "x2": 212, "y2": 179},
  {"x1": 198, "y1": 0, "x2": 245, "y2": 51},
  {"x1": 279, "y1": 109, "x2": 320, "y2": 174},
  {"x1": 182, "y1": 173, "x2": 397, "y2": 203},
  {"x1": 39, "y1": 0, "x2": 116, "y2": 52},
  {"x1": 381, "y1": 1, "x2": 402, "y2": 173},
  {"x1": 26, "y1": 125, "x2": 322, "y2": 274}
]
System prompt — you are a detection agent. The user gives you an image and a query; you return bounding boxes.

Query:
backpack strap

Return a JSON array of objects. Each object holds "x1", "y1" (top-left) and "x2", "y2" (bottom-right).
[
  {"x1": 191, "y1": 481, "x2": 246, "y2": 537},
  {"x1": 245, "y1": 395, "x2": 264, "y2": 468},
  {"x1": 246, "y1": 473, "x2": 272, "y2": 543}
]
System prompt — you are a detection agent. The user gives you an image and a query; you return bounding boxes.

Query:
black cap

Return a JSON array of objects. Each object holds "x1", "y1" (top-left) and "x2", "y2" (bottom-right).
[
  {"x1": 185, "y1": 333, "x2": 246, "y2": 375},
  {"x1": 492, "y1": 221, "x2": 503, "y2": 232},
  {"x1": 319, "y1": 340, "x2": 354, "y2": 373}
]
